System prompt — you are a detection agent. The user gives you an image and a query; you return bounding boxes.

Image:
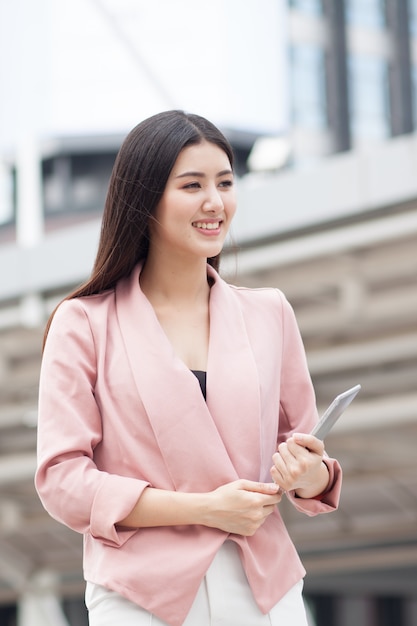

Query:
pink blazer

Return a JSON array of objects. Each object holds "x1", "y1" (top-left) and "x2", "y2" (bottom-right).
[{"x1": 35, "y1": 263, "x2": 342, "y2": 626}]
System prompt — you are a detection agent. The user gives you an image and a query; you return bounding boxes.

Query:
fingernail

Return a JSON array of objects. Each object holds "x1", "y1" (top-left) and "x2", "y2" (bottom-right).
[{"x1": 294, "y1": 433, "x2": 306, "y2": 441}]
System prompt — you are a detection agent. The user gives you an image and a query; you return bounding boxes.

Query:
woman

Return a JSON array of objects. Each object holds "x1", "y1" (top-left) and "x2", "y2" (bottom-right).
[{"x1": 35, "y1": 110, "x2": 342, "y2": 626}]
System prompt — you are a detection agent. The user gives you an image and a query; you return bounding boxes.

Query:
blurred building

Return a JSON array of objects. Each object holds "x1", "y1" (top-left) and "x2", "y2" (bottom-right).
[{"x1": 0, "y1": 1, "x2": 416, "y2": 625}]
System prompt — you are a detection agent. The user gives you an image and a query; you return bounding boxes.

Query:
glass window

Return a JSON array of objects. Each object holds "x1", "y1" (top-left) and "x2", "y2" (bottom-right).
[
  {"x1": 288, "y1": 0, "x2": 323, "y2": 15},
  {"x1": 42, "y1": 152, "x2": 115, "y2": 216},
  {"x1": 290, "y1": 45, "x2": 327, "y2": 129},
  {"x1": 345, "y1": 0, "x2": 386, "y2": 29},
  {"x1": 348, "y1": 54, "x2": 390, "y2": 141},
  {"x1": 409, "y1": 0, "x2": 417, "y2": 36}
]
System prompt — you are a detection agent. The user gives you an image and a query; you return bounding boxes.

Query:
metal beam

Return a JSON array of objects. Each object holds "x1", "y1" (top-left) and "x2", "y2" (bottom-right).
[
  {"x1": 222, "y1": 210, "x2": 417, "y2": 276},
  {"x1": 303, "y1": 544, "x2": 417, "y2": 575},
  {"x1": 307, "y1": 333, "x2": 417, "y2": 374},
  {"x1": 0, "y1": 453, "x2": 37, "y2": 485}
]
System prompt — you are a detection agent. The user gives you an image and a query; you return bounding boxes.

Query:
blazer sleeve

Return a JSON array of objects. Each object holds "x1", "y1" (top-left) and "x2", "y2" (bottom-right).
[
  {"x1": 276, "y1": 290, "x2": 342, "y2": 515},
  {"x1": 35, "y1": 299, "x2": 149, "y2": 547}
]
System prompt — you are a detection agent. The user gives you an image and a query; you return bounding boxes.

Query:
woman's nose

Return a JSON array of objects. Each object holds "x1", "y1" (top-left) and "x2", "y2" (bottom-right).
[{"x1": 202, "y1": 185, "x2": 223, "y2": 212}]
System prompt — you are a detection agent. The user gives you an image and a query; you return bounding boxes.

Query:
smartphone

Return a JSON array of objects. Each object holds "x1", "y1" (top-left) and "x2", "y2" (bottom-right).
[{"x1": 310, "y1": 384, "x2": 361, "y2": 440}]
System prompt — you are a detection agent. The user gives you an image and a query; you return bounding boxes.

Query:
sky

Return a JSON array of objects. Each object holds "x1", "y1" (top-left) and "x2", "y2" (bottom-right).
[{"x1": 0, "y1": 0, "x2": 288, "y2": 154}]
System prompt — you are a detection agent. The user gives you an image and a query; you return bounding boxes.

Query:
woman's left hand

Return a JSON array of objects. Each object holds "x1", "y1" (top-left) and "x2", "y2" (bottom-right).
[{"x1": 270, "y1": 433, "x2": 330, "y2": 499}]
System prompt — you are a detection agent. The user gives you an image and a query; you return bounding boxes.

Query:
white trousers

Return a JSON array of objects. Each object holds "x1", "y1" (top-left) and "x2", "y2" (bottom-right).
[{"x1": 85, "y1": 541, "x2": 309, "y2": 626}]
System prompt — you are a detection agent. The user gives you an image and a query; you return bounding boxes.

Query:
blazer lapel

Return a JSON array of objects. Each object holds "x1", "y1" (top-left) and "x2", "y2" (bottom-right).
[
  {"x1": 115, "y1": 264, "x2": 261, "y2": 490},
  {"x1": 206, "y1": 265, "x2": 262, "y2": 480}
]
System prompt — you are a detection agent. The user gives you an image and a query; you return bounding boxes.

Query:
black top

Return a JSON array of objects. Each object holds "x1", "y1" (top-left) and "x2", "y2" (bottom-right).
[{"x1": 191, "y1": 370, "x2": 207, "y2": 400}]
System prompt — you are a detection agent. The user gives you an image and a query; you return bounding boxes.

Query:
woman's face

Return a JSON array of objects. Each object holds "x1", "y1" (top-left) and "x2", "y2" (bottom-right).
[{"x1": 148, "y1": 140, "x2": 236, "y2": 263}]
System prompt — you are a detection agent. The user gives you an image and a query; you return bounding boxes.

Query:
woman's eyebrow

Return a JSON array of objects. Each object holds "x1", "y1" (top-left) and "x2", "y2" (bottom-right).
[{"x1": 175, "y1": 169, "x2": 233, "y2": 179}]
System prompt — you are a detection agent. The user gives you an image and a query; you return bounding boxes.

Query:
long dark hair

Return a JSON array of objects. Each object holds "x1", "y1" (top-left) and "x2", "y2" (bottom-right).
[{"x1": 43, "y1": 110, "x2": 234, "y2": 346}]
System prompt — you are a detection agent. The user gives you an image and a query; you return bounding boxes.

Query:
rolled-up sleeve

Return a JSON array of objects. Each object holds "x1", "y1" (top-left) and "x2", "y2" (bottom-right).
[
  {"x1": 35, "y1": 299, "x2": 149, "y2": 547},
  {"x1": 286, "y1": 456, "x2": 342, "y2": 515}
]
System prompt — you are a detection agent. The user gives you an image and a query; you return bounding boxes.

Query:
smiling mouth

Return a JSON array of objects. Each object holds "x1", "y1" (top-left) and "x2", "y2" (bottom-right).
[{"x1": 192, "y1": 221, "x2": 221, "y2": 230}]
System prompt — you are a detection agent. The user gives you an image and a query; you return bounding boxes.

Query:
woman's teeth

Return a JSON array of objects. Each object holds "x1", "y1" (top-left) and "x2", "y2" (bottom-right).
[{"x1": 193, "y1": 222, "x2": 220, "y2": 230}]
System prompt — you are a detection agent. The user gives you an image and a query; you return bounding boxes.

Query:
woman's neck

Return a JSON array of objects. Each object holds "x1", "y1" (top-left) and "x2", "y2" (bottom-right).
[{"x1": 139, "y1": 255, "x2": 211, "y2": 308}]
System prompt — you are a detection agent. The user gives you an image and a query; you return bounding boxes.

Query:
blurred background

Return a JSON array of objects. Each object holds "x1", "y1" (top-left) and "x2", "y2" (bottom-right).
[{"x1": 0, "y1": 0, "x2": 416, "y2": 624}]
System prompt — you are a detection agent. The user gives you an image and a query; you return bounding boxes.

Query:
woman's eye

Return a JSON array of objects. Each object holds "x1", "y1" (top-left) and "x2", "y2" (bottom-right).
[
  {"x1": 219, "y1": 179, "x2": 233, "y2": 188},
  {"x1": 183, "y1": 182, "x2": 201, "y2": 189}
]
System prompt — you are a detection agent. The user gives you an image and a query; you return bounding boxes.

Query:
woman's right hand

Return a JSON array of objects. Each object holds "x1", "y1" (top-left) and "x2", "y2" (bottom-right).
[{"x1": 202, "y1": 479, "x2": 282, "y2": 536}]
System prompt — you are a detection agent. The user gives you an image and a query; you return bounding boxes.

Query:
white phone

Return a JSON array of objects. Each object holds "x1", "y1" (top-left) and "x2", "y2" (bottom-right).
[{"x1": 310, "y1": 384, "x2": 361, "y2": 440}]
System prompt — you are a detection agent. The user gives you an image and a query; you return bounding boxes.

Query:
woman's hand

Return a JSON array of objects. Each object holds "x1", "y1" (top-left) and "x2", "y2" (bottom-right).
[
  {"x1": 203, "y1": 479, "x2": 283, "y2": 536},
  {"x1": 118, "y1": 479, "x2": 282, "y2": 535},
  {"x1": 270, "y1": 433, "x2": 330, "y2": 499}
]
